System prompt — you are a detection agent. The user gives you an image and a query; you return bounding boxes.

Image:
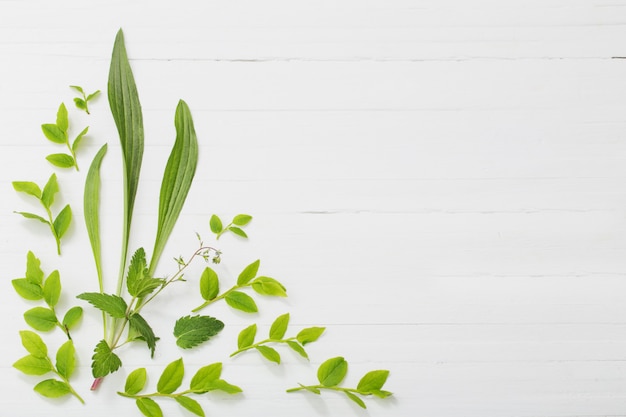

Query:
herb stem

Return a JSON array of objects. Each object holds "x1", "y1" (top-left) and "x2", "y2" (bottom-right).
[
  {"x1": 191, "y1": 282, "x2": 242, "y2": 313},
  {"x1": 230, "y1": 337, "x2": 297, "y2": 357},
  {"x1": 52, "y1": 369, "x2": 85, "y2": 404},
  {"x1": 44, "y1": 205, "x2": 61, "y2": 255}
]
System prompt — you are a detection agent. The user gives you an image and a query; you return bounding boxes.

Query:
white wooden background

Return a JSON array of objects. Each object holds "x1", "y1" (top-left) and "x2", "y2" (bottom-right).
[{"x1": 1, "y1": 1, "x2": 625, "y2": 416}]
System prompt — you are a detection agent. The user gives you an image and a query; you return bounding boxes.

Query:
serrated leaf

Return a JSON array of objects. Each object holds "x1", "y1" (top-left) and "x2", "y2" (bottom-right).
[
  {"x1": 41, "y1": 124, "x2": 67, "y2": 144},
  {"x1": 233, "y1": 214, "x2": 252, "y2": 226},
  {"x1": 62, "y1": 306, "x2": 83, "y2": 329},
  {"x1": 357, "y1": 370, "x2": 390, "y2": 393},
  {"x1": 15, "y1": 211, "x2": 48, "y2": 224},
  {"x1": 43, "y1": 270, "x2": 61, "y2": 307},
  {"x1": 205, "y1": 379, "x2": 242, "y2": 394},
  {"x1": 34, "y1": 379, "x2": 71, "y2": 398},
  {"x1": 56, "y1": 340, "x2": 76, "y2": 379},
  {"x1": 41, "y1": 173, "x2": 59, "y2": 209},
  {"x1": 127, "y1": 248, "x2": 163, "y2": 297},
  {"x1": 228, "y1": 226, "x2": 248, "y2": 238},
  {"x1": 199, "y1": 267, "x2": 219, "y2": 301},
  {"x1": 92, "y1": 340, "x2": 122, "y2": 378},
  {"x1": 136, "y1": 397, "x2": 163, "y2": 417},
  {"x1": 56, "y1": 103, "x2": 68, "y2": 132},
  {"x1": 25, "y1": 251, "x2": 44, "y2": 284},
  {"x1": 24, "y1": 307, "x2": 57, "y2": 331},
  {"x1": 13, "y1": 354, "x2": 52, "y2": 375},
  {"x1": 12, "y1": 278, "x2": 43, "y2": 300},
  {"x1": 317, "y1": 357, "x2": 348, "y2": 387},
  {"x1": 77, "y1": 292, "x2": 127, "y2": 318},
  {"x1": 19, "y1": 330, "x2": 47, "y2": 358},
  {"x1": 269, "y1": 313, "x2": 290, "y2": 340},
  {"x1": 237, "y1": 324, "x2": 257, "y2": 350},
  {"x1": 125, "y1": 368, "x2": 147, "y2": 395},
  {"x1": 53, "y1": 204, "x2": 72, "y2": 238},
  {"x1": 225, "y1": 291, "x2": 258, "y2": 313},
  {"x1": 345, "y1": 391, "x2": 367, "y2": 409},
  {"x1": 296, "y1": 327, "x2": 325, "y2": 345},
  {"x1": 157, "y1": 358, "x2": 184, "y2": 394},
  {"x1": 256, "y1": 346, "x2": 281, "y2": 364},
  {"x1": 12, "y1": 181, "x2": 42, "y2": 198},
  {"x1": 175, "y1": 396, "x2": 205, "y2": 417},
  {"x1": 72, "y1": 126, "x2": 89, "y2": 152},
  {"x1": 129, "y1": 313, "x2": 157, "y2": 357},
  {"x1": 251, "y1": 276, "x2": 287, "y2": 297},
  {"x1": 286, "y1": 341, "x2": 309, "y2": 359},
  {"x1": 174, "y1": 315, "x2": 224, "y2": 349},
  {"x1": 46, "y1": 153, "x2": 75, "y2": 168},
  {"x1": 237, "y1": 260, "x2": 260, "y2": 285},
  {"x1": 190, "y1": 363, "x2": 222, "y2": 392}
]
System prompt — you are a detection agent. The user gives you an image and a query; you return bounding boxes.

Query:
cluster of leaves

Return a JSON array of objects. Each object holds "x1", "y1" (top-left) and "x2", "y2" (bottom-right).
[
  {"x1": 41, "y1": 103, "x2": 89, "y2": 170},
  {"x1": 70, "y1": 85, "x2": 100, "y2": 114},
  {"x1": 118, "y1": 358, "x2": 241, "y2": 417},
  {"x1": 193, "y1": 259, "x2": 286, "y2": 313},
  {"x1": 210, "y1": 213, "x2": 252, "y2": 240},
  {"x1": 12, "y1": 251, "x2": 83, "y2": 339},
  {"x1": 13, "y1": 174, "x2": 72, "y2": 255},
  {"x1": 231, "y1": 313, "x2": 325, "y2": 364},
  {"x1": 287, "y1": 357, "x2": 392, "y2": 409}
]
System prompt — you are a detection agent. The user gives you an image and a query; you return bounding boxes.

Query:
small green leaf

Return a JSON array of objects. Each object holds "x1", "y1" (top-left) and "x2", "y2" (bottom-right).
[
  {"x1": 70, "y1": 85, "x2": 84, "y2": 94},
  {"x1": 72, "y1": 126, "x2": 89, "y2": 152},
  {"x1": 228, "y1": 226, "x2": 248, "y2": 238},
  {"x1": 225, "y1": 291, "x2": 258, "y2": 313},
  {"x1": 175, "y1": 396, "x2": 205, "y2": 417},
  {"x1": 237, "y1": 260, "x2": 260, "y2": 285},
  {"x1": 87, "y1": 90, "x2": 101, "y2": 101},
  {"x1": 12, "y1": 181, "x2": 42, "y2": 198},
  {"x1": 41, "y1": 173, "x2": 59, "y2": 209},
  {"x1": 256, "y1": 346, "x2": 281, "y2": 364},
  {"x1": 43, "y1": 270, "x2": 61, "y2": 307},
  {"x1": 19, "y1": 330, "x2": 48, "y2": 358},
  {"x1": 136, "y1": 397, "x2": 163, "y2": 417},
  {"x1": 209, "y1": 214, "x2": 223, "y2": 234},
  {"x1": 174, "y1": 315, "x2": 224, "y2": 349},
  {"x1": 77, "y1": 292, "x2": 128, "y2": 318},
  {"x1": 12, "y1": 278, "x2": 43, "y2": 300},
  {"x1": 41, "y1": 124, "x2": 67, "y2": 144},
  {"x1": 74, "y1": 98, "x2": 87, "y2": 111},
  {"x1": 92, "y1": 340, "x2": 122, "y2": 378},
  {"x1": 24, "y1": 307, "x2": 58, "y2": 331},
  {"x1": 251, "y1": 277, "x2": 287, "y2": 297},
  {"x1": 345, "y1": 391, "x2": 367, "y2": 409},
  {"x1": 46, "y1": 153, "x2": 75, "y2": 168},
  {"x1": 206, "y1": 379, "x2": 242, "y2": 394},
  {"x1": 357, "y1": 370, "x2": 390, "y2": 393},
  {"x1": 237, "y1": 324, "x2": 257, "y2": 349},
  {"x1": 53, "y1": 204, "x2": 72, "y2": 238},
  {"x1": 125, "y1": 368, "x2": 147, "y2": 395},
  {"x1": 296, "y1": 327, "x2": 325, "y2": 345},
  {"x1": 317, "y1": 357, "x2": 348, "y2": 387},
  {"x1": 286, "y1": 341, "x2": 309, "y2": 359},
  {"x1": 26, "y1": 251, "x2": 44, "y2": 284},
  {"x1": 15, "y1": 211, "x2": 48, "y2": 224},
  {"x1": 232, "y1": 214, "x2": 252, "y2": 226},
  {"x1": 199, "y1": 267, "x2": 219, "y2": 301},
  {"x1": 269, "y1": 313, "x2": 290, "y2": 340},
  {"x1": 129, "y1": 313, "x2": 157, "y2": 357},
  {"x1": 190, "y1": 363, "x2": 222, "y2": 392},
  {"x1": 56, "y1": 103, "x2": 69, "y2": 132},
  {"x1": 62, "y1": 306, "x2": 83, "y2": 329},
  {"x1": 13, "y1": 354, "x2": 52, "y2": 375},
  {"x1": 157, "y1": 358, "x2": 184, "y2": 394},
  {"x1": 34, "y1": 379, "x2": 71, "y2": 398},
  {"x1": 56, "y1": 340, "x2": 76, "y2": 379}
]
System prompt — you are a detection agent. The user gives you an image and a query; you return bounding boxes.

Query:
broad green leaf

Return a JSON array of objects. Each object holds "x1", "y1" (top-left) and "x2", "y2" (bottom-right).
[
  {"x1": 150, "y1": 99, "x2": 198, "y2": 275},
  {"x1": 53, "y1": 204, "x2": 72, "y2": 239},
  {"x1": 62, "y1": 306, "x2": 83, "y2": 329},
  {"x1": 269, "y1": 313, "x2": 290, "y2": 340},
  {"x1": 225, "y1": 291, "x2": 258, "y2": 313},
  {"x1": 237, "y1": 260, "x2": 260, "y2": 285},
  {"x1": 56, "y1": 103, "x2": 69, "y2": 132},
  {"x1": 205, "y1": 379, "x2": 242, "y2": 394},
  {"x1": 77, "y1": 293, "x2": 128, "y2": 318},
  {"x1": 84, "y1": 144, "x2": 107, "y2": 289},
  {"x1": 157, "y1": 358, "x2": 184, "y2": 394},
  {"x1": 228, "y1": 226, "x2": 248, "y2": 238},
  {"x1": 12, "y1": 181, "x2": 41, "y2": 198},
  {"x1": 74, "y1": 98, "x2": 87, "y2": 111},
  {"x1": 357, "y1": 370, "x2": 390, "y2": 393},
  {"x1": 286, "y1": 341, "x2": 309, "y2": 359},
  {"x1": 70, "y1": 85, "x2": 84, "y2": 94},
  {"x1": 41, "y1": 124, "x2": 67, "y2": 144},
  {"x1": 136, "y1": 397, "x2": 163, "y2": 417},
  {"x1": 13, "y1": 354, "x2": 52, "y2": 375},
  {"x1": 15, "y1": 211, "x2": 48, "y2": 224},
  {"x1": 233, "y1": 214, "x2": 252, "y2": 226},
  {"x1": 19, "y1": 330, "x2": 48, "y2": 358},
  {"x1": 34, "y1": 379, "x2": 71, "y2": 398},
  {"x1": 41, "y1": 173, "x2": 59, "y2": 209},
  {"x1": 72, "y1": 126, "x2": 89, "y2": 152},
  {"x1": 26, "y1": 251, "x2": 44, "y2": 284},
  {"x1": 91, "y1": 340, "x2": 122, "y2": 378},
  {"x1": 256, "y1": 346, "x2": 281, "y2": 364},
  {"x1": 190, "y1": 363, "x2": 222, "y2": 392},
  {"x1": 129, "y1": 313, "x2": 157, "y2": 357},
  {"x1": 24, "y1": 307, "x2": 57, "y2": 331},
  {"x1": 251, "y1": 277, "x2": 287, "y2": 297},
  {"x1": 56, "y1": 340, "x2": 76, "y2": 379},
  {"x1": 237, "y1": 324, "x2": 257, "y2": 349},
  {"x1": 199, "y1": 267, "x2": 219, "y2": 301},
  {"x1": 12, "y1": 278, "x2": 43, "y2": 300},
  {"x1": 317, "y1": 357, "x2": 348, "y2": 387},
  {"x1": 174, "y1": 315, "x2": 224, "y2": 349},
  {"x1": 345, "y1": 391, "x2": 367, "y2": 409},
  {"x1": 209, "y1": 214, "x2": 222, "y2": 234},
  {"x1": 125, "y1": 367, "x2": 147, "y2": 395},
  {"x1": 46, "y1": 153, "x2": 75, "y2": 168},
  {"x1": 175, "y1": 396, "x2": 205, "y2": 417},
  {"x1": 296, "y1": 327, "x2": 325, "y2": 345},
  {"x1": 43, "y1": 270, "x2": 61, "y2": 307}
]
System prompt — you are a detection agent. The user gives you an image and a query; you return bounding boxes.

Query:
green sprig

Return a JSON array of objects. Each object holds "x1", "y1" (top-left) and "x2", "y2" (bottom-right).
[
  {"x1": 210, "y1": 214, "x2": 252, "y2": 240},
  {"x1": 42, "y1": 102, "x2": 88, "y2": 170},
  {"x1": 70, "y1": 85, "x2": 100, "y2": 114}
]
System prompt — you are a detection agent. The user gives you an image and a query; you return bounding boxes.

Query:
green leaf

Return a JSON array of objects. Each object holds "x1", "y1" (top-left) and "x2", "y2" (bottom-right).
[
  {"x1": 70, "y1": 85, "x2": 84, "y2": 94},
  {"x1": 256, "y1": 346, "x2": 281, "y2": 364},
  {"x1": 199, "y1": 267, "x2": 219, "y2": 301},
  {"x1": 84, "y1": 144, "x2": 107, "y2": 290},
  {"x1": 225, "y1": 291, "x2": 258, "y2": 313},
  {"x1": 345, "y1": 391, "x2": 367, "y2": 409},
  {"x1": 34, "y1": 379, "x2": 71, "y2": 398},
  {"x1": 129, "y1": 313, "x2": 157, "y2": 357},
  {"x1": 19, "y1": 330, "x2": 48, "y2": 358},
  {"x1": 41, "y1": 173, "x2": 59, "y2": 209},
  {"x1": 125, "y1": 368, "x2": 147, "y2": 395},
  {"x1": 237, "y1": 324, "x2": 257, "y2": 349},
  {"x1": 136, "y1": 397, "x2": 163, "y2": 417},
  {"x1": 92, "y1": 340, "x2": 122, "y2": 378},
  {"x1": 53, "y1": 204, "x2": 72, "y2": 239},
  {"x1": 127, "y1": 248, "x2": 163, "y2": 297},
  {"x1": 205, "y1": 379, "x2": 242, "y2": 394},
  {"x1": 269, "y1": 313, "x2": 290, "y2": 340},
  {"x1": 233, "y1": 214, "x2": 252, "y2": 226},
  {"x1": 228, "y1": 226, "x2": 248, "y2": 238},
  {"x1": 46, "y1": 153, "x2": 75, "y2": 168},
  {"x1": 296, "y1": 327, "x2": 325, "y2": 345},
  {"x1": 174, "y1": 315, "x2": 224, "y2": 349},
  {"x1": 12, "y1": 278, "x2": 43, "y2": 300},
  {"x1": 62, "y1": 306, "x2": 83, "y2": 330},
  {"x1": 317, "y1": 357, "x2": 348, "y2": 387},
  {"x1": 77, "y1": 292, "x2": 128, "y2": 318},
  {"x1": 157, "y1": 358, "x2": 184, "y2": 394},
  {"x1": 175, "y1": 396, "x2": 205, "y2": 417},
  {"x1": 190, "y1": 363, "x2": 222, "y2": 392},
  {"x1": 87, "y1": 90, "x2": 101, "y2": 101},
  {"x1": 24, "y1": 307, "x2": 57, "y2": 331},
  {"x1": 357, "y1": 370, "x2": 390, "y2": 393},
  {"x1": 298, "y1": 384, "x2": 321, "y2": 394},
  {"x1": 26, "y1": 251, "x2": 44, "y2": 284},
  {"x1": 15, "y1": 211, "x2": 48, "y2": 224},
  {"x1": 370, "y1": 389, "x2": 393, "y2": 398},
  {"x1": 41, "y1": 124, "x2": 67, "y2": 144},
  {"x1": 72, "y1": 126, "x2": 89, "y2": 152},
  {"x1": 12, "y1": 181, "x2": 42, "y2": 198},
  {"x1": 209, "y1": 214, "x2": 222, "y2": 234},
  {"x1": 286, "y1": 341, "x2": 309, "y2": 359},
  {"x1": 251, "y1": 277, "x2": 287, "y2": 297},
  {"x1": 237, "y1": 260, "x2": 260, "y2": 285},
  {"x1": 56, "y1": 103, "x2": 69, "y2": 132},
  {"x1": 56, "y1": 340, "x2": 76, "y2": 379},
  {"x1": 74, "y1": 97, "x2": 87, "y2": 111},
  {"x1": 13, "y1": 354, "x2": 52, "y2": 375},
  {"x1": 43, "y1": 270, "x2": 61, "y2": 307}
]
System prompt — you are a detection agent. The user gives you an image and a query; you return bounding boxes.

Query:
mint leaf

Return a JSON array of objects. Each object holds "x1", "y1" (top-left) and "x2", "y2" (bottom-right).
[
  {"x1": 77, "y1": 292, "x2": 128, "y2": 318},
  {"x1": 251, "y1": 277, "x2": 287, "y2": 297},
  {"x1": 12, "y1": 278, "x2": 43, "y2": 300},
  {"x1": 256, "y1": 346, "x2": 281, "y2": 364},
  {"x1": 34, "y1": 379, "x2": 71, "y2": 398},
  {"x1": 13, "y1": 354, "x2": 52, "y2": 375},
  {"x1": 237, "y1": 259, "x2": 260, "y2": 285},
  {"x1": 157, "y1": 358, "x2": 184, "y2": 394},
  {"x1": 19, "y1": 330, "x2": 48, "y2": 358},
  {"x1": 136, "y1": 397, "x2": 163, "y2": 417},
  {"x1": 43, "y1": 270, "x2": 61, "y2": 307},
  {"x1": 225, "y1": 291, "x2": 258, "y2": 313},
  {"x1": 269, "y1": 313, "x2": 290, "y2": 340},
  {"x1": 24, "y1": 307, "x2": 57, "y2": 331},
  {"x1": 317, "y1": 357, "x2": 348, "y2": 387},
  {"x1": 129, "y1": 313, "x2": 157, "y2": 357},
  {"x1": 237, "y1": 324, "x2": 257, "y2": 349},
  {"x1": 175, "y1": 396, "x2": 205, "y2": 417},
  {"x1": 199, "y1": 267, "x2": 219, "y2": 301},
  {"x1": 173, "y1": 315, "x2": 224, "y2": 349},
  {"x1": 296, "y1": 327, "x2": 325, "y2": 345},
  {"x1": 189, "y1": 363, "x2": 222, "y2": 392},
  {"x1": 125, "y1": 368, "x2": 147, "y2": 395},
  {"x1": 92, "y1": 340, "x2": 122, "y2": 378},
  {"x1": 55, "y1": 340, "x2": 76, "y2": 379}
]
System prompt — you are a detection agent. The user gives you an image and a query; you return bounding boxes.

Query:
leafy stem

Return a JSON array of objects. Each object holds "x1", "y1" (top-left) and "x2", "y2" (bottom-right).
[{"x1": 230, "y1": 336, "x2": 296, "y2": 357}]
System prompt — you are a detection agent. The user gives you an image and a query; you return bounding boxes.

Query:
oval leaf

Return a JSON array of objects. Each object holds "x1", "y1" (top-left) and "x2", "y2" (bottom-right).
[
  {"x1": 345, "y1": 391, "x2": 367, "y2": 409},
  {"x1": 199, "y1": 267, "x2": 219, "y2": 301},
  {"x1": 286, "y1": 341, "x2": 309, "y2": 359},
  {"x1": 62, "y1": 306, "x2": 83, "y2": 329},
  {"x1": 237, "y1": 324, "x2": 257, "y2": 350},
  {"x1": 317, "y1": 357, "x2": 348, "y2": 387},
  {"x1": 56, "y1": 103, "x2": 69, "y2": 132},
  {"x1": 53, "y1": 204, "x2": 72, "y2": 239},
  {"x1": 12, "y1": 181, "x2": 42, "y2": 198},
  {"x1": 225, "y1": 291, "x2": 258, "y2": 313},
  {"x1": 255, "y1": 346, "x2": 281, "y2": 364},
  {"x1": 13, "y1": 354, "x2": 52, "y2": 375},
  {"x1": 232, "y1": 214, "x2": 252, "y2": 226},
  {"x1": 175, "y1": 396, "x2": 205, "y2": 417},
  {"x1": 125, "y1": 368, "x2": 147, "y2": 395},
  {"x1": 41, "y1": 124, "x2": 67, "y2": 144},
  {"x1": 26, "y1": 251, "x2": 44, "y2": 284},
  {"x1": 209, "y1": 214, "x2": 223, "y2": 234},
  {"x1": 41, "y1": 173, "x2": 59, "y2": 208},
  {"x1": 55, "y1": 340, "x2": 76, "y2": 379},
  {"x1": 251, "y1": 277, "x2": 287, "y2": 297},
  {"x1": 19, "y1": 330, "x2": 48, "y2": 358},
  {"x1": 43, "y1": 270, "x2": 61, "y2": 307},
  {"x1": 136, "y1": 397, "x2": 163, "y2": 417},
  {"x1": 157, "y1": 358, "x2": 184, "y2": 394},
  {"x1": 190, "y1": 363, "x2": 222, "y2": 392},
  {"x1": 34, "y1": 379, "x2": 71, "y2": 398},
  {"x1": 269, "y1": 313, "x2": 290, "y2": 340},
  {"x1": 12, "y1": 278, "x2": 43, "y2": 300},
  {"x1": 237, "y1": 260, "x2": 260, "y2": 285},
  {"x1": 46, "y1": 153, "x2": 75, "y2": 168},
  {"x1": 228, "y1": 227, "x2": 248, "y2": 238},
  {"x1": 357, "y1": 370, "x2": 390, "y2": 393},
  {"x1": 296, "y1": 327, "x2": 326, "y2": 345},
  {"x1": 24, "y1": 307, "x2": 57, "y2": 331}
]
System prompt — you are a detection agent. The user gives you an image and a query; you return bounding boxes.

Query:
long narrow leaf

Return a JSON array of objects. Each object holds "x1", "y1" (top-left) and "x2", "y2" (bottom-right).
[
  {"x1": 84, "y1": 144, "x2": 108, "y2": 292},
  {"x1": 149, "y1": 100, "x2": 198, "y2": 275}
]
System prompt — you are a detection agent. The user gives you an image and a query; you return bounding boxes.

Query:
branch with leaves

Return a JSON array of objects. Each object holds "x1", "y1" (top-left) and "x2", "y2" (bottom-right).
[
  {"x1": 70, "y1": 85, "x2": 100, "y2": 114},
  {"x1": 41, "y1": 102, "x2": 89, "y2": 170},
  {"x1": 210, "y1": 213, "x2": 253, "y2": 240}
]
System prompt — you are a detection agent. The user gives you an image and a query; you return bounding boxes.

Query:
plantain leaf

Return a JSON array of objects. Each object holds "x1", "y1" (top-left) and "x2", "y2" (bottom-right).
[{"x1": 84, "y1": 144, "x2": 107, "y2": 290}]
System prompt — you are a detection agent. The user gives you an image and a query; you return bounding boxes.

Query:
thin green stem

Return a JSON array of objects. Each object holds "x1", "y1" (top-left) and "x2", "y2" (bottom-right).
[
  {"x1": 52, "y1": 368, "x2": 85, "y2": 404},
  {"x1": 65, "y1": 141, "x2": 79, "y2": 171},
  {"x1": 215, "y1": 222, "x2": 233, "y2": 240},
  {"x1": 230, "y1": 337, "x2": 296, "y2": 357},
  {"x1": 43, "y1": 204, "x2": 61, "y2": 255}
]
